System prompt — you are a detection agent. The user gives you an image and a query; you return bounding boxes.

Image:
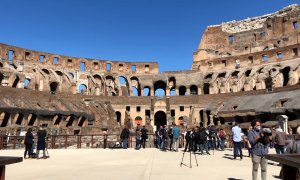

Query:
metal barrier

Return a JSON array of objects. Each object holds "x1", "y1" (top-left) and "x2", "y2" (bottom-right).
[{"x1": 0, "y1": 134, "x2": 185, "y2": 150}]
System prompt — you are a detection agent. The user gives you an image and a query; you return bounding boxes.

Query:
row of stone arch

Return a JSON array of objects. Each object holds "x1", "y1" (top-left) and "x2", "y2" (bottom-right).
[{"x1": 0, "y1": 111, "x2": 88, "y2": 128}]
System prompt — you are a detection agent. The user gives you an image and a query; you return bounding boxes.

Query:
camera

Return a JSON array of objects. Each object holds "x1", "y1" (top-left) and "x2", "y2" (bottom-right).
[{"x1": 261, "y1": 127, "x2": 272, "y2": 136}]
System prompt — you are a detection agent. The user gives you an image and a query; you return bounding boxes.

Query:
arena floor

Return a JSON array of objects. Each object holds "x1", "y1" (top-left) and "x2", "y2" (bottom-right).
[{"x1": 2, "y1": 148, "x2": 281, "y2": 180}]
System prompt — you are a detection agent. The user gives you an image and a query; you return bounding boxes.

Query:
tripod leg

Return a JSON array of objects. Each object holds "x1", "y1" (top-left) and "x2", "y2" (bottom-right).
[
  {"x1": 180, "y1": 151, "x2": 185, "y2": 166},
  {"x1": 190, "y1": 150, "x2": 192, "y2": 168},
  {"x1": 194, "y1": 151, "x2": 198, "y2": 166}
]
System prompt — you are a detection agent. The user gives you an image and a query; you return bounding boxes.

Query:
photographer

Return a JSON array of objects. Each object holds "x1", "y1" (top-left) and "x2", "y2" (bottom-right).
[{"x1": 248, "y1": 119, "x2": 271, "y2": 180}]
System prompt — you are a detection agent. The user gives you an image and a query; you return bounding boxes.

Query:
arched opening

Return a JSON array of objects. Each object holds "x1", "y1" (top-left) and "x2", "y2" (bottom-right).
[
  {"x1": 205, "y1": 73, "x2": 213, "y2": 79},
  {"x1": 27, "y1": 114, "x2": 37, "y2": 126},
  {"x1": 206, "y1": 111, "x2": 211, "y2": 126},
  {"x1": 50, "y1": 82, "x2": 59, "y2": 92},
  {"x1": 53, "y1": 115, "x2": 62, "y2": 125},
  {"x1": 68, "y1": 72, "x2": 74, "y2": 79},
  {"x1": 55, "y1": 71, "x2": 63, "y2": 77},
  {"x1": 245, "y1": 69, "x2": 252, "y2": 77},
  {"x1": 0, "y1": 112, "x2": 10, "y2": 127},
  {"x1": 15, "y1": 113, "x2": 24, "y2": 125},
  {"x1": 190, "y1": 85, "x2": 198, "y2": 95},
  {"x1": 115, "y1": 111, "x2": 121, "y2": 123},
  {"x1": 130, "y1": 77, "x2": 141, "y2": 96},
  {"x1": 199, "y1": 110, "x2": 204, "y2": 127},
  {"x1": 179, "y1": 86, "x2": 187, "y2": 96},
  {"x1": 78, "y1": 116, "x2": 86, "y2": 127},
  {"x1": 24, "y1": 79, "x2": 31, "y2": 89},
  {"x1": 203, "y1": 83, "x2": 210, "y2": 94},
  {"x1": 12, "y1": 76, "x2": 20, "y2": 88},
  {"x1": 282, "y1": 67, "x2": 291, "y2": 86},
  {"x1": 132, "y1": 87, "x2": 139, "y2": 96},
  {"x1": 154, "y1": 111, "x2": 167, "y2": 128},
  {"x1": 218, "y1": 72, "x2": 226, "y2": 78},
  {"x1": 170, "y1": 87, "x2": 176, "y2": 96},
  {"x1": 0, "y1": 73, "x2": 4, "y2": 85},
  {"x1": 154, "y1": 81, "x2": 166, "y2": 97},
  {"x1": 66, "y1": 116, "x2": 75, "y2": 127},
  {"x1": 143, "y1": 86, "x2": 150, "y2": 96},
  {"x1": 42, "y1": 69, "x2": 50, "y2": 75},
  {"x1": 118, "y1": 76, "x2": 129, "y2": 96},
  {"x1": 78, "y1": 84, "x2": 87, "y2": 94}
]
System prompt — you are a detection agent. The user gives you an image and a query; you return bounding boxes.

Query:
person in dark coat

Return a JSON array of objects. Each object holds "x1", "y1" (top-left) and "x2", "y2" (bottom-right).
[
  {"x1": 24, "y1": 128, "x2": 34, "y2": 159},
  {"x1": 36, "y1": 126, "x2": 47, "y2": 159},
  {"x1": 141, "y1": 126, "x2": 148, "y2": 149},
  {"x1": 120, "y1": 126, "x2": 130, "y2": 149}
]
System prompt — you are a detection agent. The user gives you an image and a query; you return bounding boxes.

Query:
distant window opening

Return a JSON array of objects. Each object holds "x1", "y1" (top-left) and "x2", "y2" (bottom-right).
[
  {"x1": 245, "y1": 69, "x2": 251, "y2": 77},
  {"x1": 66, "y1": 116, "x2": 75, "y2": 127},
  {"x1": 143, "y1": 87, "x2": 150, "y2": 96},
  {"x1": 277, "y1": 40, "x2": 281, "y2": 45},
  {"x1": 293, "y1": 48, "x2": 298, "y2": 56},
  {"x1": 180, "y1": 106, "x2": 184, "y2": 112},
  {"x1": 222, "y1": 60, "x2": 227, "y2": 67},
  {"x1": 54, "y1": 57, "x2": 59, "y2": 65},
  {"x1": 39, "y1": 55, "x2": 45, "y2": 63},
  {"x1": 25, "y1": 52, "x2": 30, "y2": 60},
  {"x1": 267, "y1": 24, "x2": 271, "y2": 29},
  {"x1": 205, "y1": 73, "x2": 213, "y2": 79},
  {"x1": 42, "y1": 69, "x2": 49, "y2": 75},
  {"x1": 208, "y1": 62, "x2": 213, "y2": 67},
  {"x1": 277, "y1": 52, "x2": 282, "y2": 59},
  {"x1": 145, "y1": 65, "x2": 150, "y2": 72},
  {"x1": 190, "y1": 85, "x2": 198, "y2": 95},
  {"x1": 67, "y1": 59, "x2": 72, "y2": 66},
  {"x1": 68, "y1": 72, "x2": 74, "y2": 79},
  {"x1": 126, "y1": 106, "x2": 130, "y2": 112},
  {"x1": 282, "y1": 67, "x2": 291, "y2": 86},
  {"x1": 248, "y1": 56, "x2": 253, "y2": 64},
  {"x1": 232, "y1": 71, "x2": 239, "y2": 78},
  {"x1": 131, "y1": 65, "x2": 136, "y2": 72},
  {"x1": 119, "y1": 64, "x2": 124, "y2": 71},
  {"x1": 115, "y1": 112, "x2": 121, "y2": 123},
  {"x1": 78, "y1": 116, "x2": 86, "y2": 127},
  {"x1": 15, "y1": 113, "x2": 23, "y2": 125},
  {"x1": 218, "y1": 72, "x2": 226, "y2": 78},
  {"x1": 171, "y1": 109, "x2": 175, "y2": 117},
  {"x1": 136, "y1": 106, "x2": 141, "y2": 112},
  {"x1": 233, "y1": 105, "x2": 238, "y2": 110},
  {"x1": 106, "y1": 63, "x2": 111, "y2": 71},
  {"x1": 132, "y1": 87, "x2": 138, "y2": 96},
  {"x1": 229, "y1": 35, "x2": 234, "y2": 43},
  {"x1": 50, "y1": 82, "x2": 59, "y2": 93},
  {"x1": 154, "y1": 81, "x2": 166, "y2": 97},
  {"x1": 78, "y1": 84, "x2": 87, "y2": 94},
  {"x1": 170, "y1": 88, "x2": 176, "y2": 96},
  {"x1": 155, "y1": 88, "x2": 165, "y2": 97},
  {"x1": 80, "y1": 62, "x2": 85, "y2": 72},
  {"x1": 24, "y1": 79, "x2": 30, "y2": 89},
  {"x1": 93, "y1": 62, "x2": 99, "y2": 69},
  {"x1": 262, "y1": 54, "x2": 268, "y2": 62},
  {"x1": 293, "y1": 21, "x2": 298, "y2": 29},
  {"x1": 145, "y1": 110, "x2": 150, "y2": 118},
  {"x1": 8, "y1": 50, "x2": 14, "y2": 62},
  {"x1": 179, "y1": 86, "x2": 187, "y2": 96},
  {"x1": 203, "y1": 83, "x2": 210, "y2": 94}
]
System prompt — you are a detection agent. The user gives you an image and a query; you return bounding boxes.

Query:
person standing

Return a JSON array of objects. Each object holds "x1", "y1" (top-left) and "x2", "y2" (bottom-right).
[
  {"x1": 24, "y1": 128, "x2": 34, "y2": 159},
  {"x1": 274, "y1": 125, "x2": 288, "y2": 154},
  {"x1": 36, "y1": 126, "x2": 47, "y2": 159},
  {"x1": 103, "y1": 131, "x2": 108, "y2": 149},
  {"x1": 248, "y1": 119, "x2": 271, "y2": 180},
  {"x1": 172, "y1": 124, "x2": 180, "y2": 152},
  {"x1": 141, "y1": 126, "x2": 148, "y2": 149},
  {"x1": 120, "y1": 126, "x2": 130, "y2": 149},
  {"x1": 219, "y1": 128, "x2": 226, "y2": 151},
  {"x1": 232, "y1": 123, "x2": 243, "y2": 160}
]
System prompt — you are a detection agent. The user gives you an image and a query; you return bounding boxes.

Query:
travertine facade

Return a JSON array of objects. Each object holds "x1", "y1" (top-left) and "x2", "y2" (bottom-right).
[{"x1": 1, "y1": 5, "x2": 300, "y2": 135}]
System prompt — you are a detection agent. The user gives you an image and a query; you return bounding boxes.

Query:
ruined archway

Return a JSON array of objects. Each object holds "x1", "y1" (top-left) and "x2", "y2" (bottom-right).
[
  {"x1": 154, "y1": 111, "x2": 167, "y2": 128},
  {"x1": 50, "y1": 82, "x2": 59, "y2": 93},
  {"x1": 115, "y1": 111, "x2": 121, "y2": 123},
  {"x1": 53, "y1": 115, "x2": 62, "y2": 125},
  {"x1": 282, "y1": 66, "x2": 291, "y2": 86},
  {"x1": 179, "y1": 86, "x2": 187, "y2": 96},
  {"x1": 143, "y1": 86, "x2": 150, "y2": 96},
  {"x1": 190, "y1": 85, "x2": 198, "y2": 95},
  {"x1": 27, "y1": 114, "x2": 37, "y2": 126},
  {"x1": 78, "y1": 84, "x2": 87, "y2": 94},
  {"x1": 66, "y1": 115, "x2": 75, "y2": 127},
  {"x1": 24, "y1": 79, "x2": 31, "y2": 89},
  {"x1": 203, "y1": 83, "x2": 210, "y2": 94},
  {"x1": 154, "y1": 81, "x2": 166, "y2": 97},
  {"x1": 14, "y1": 113, "x2": 24, "y2": 125},
  {"x1": 0, "y1": 112, "x2": 10, "y2": 127},
  {"x1": 118, "y1": 76, "x2": 129, "y2": 96},
  {"x1": 78, "y1": 116, "x2": 86, "y2": 127}
]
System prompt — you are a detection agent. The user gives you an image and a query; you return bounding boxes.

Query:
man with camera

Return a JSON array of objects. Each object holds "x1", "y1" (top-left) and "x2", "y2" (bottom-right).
[{"x1": 248, "y1": 119, "x2": 272, "y2": 180}]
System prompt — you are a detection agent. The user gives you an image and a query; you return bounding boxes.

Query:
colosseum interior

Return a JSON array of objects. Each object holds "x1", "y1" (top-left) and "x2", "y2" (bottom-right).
[{"x1": 0, "y1": 4, "x2": 300, "y2": 135}]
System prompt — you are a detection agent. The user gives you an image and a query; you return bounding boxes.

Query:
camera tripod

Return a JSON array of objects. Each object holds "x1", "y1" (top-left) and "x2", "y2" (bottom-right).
[{"x1": 180, "y1": 150, "x2": 198, "y2": 168}]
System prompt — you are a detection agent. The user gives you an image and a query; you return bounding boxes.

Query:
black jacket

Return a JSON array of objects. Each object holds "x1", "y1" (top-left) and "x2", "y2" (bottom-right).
[
  {"x1": 121, "y1": 128, "x2": 130, "y2": 139},
  {"x1": 25, "y1": 132, "x2": 34, "y2": 145}
]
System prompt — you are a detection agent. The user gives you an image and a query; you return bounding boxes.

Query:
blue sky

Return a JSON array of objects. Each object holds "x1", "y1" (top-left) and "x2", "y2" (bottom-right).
[{"x1": 0, "y1": 0, "x2": 299, "y2": 72}]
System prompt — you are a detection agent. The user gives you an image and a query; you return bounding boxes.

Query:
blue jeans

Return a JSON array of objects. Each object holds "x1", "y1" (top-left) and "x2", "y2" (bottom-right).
[
  {"x1": 220, "y1": 138, "x2": 225, "y2": 150},
  {"x1": 275, "y1": 144, "x2": 285, "y2": 154},
  {"x1": 233, "y1": 141, "x2": 243, "y2": 159},
  {"x1": 122, "y1": 138, "x2": 128, "y2": 149}
]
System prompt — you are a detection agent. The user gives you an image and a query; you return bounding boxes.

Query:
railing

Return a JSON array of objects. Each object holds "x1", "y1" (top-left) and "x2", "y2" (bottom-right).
[{"x1": 0, "y1": 134, "x2": 185, "y2": 150}]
